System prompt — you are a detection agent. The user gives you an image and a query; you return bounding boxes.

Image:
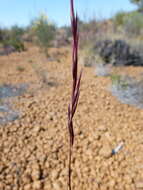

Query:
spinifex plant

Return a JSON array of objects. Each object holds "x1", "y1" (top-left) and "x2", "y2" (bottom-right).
[{"x1": 67, "y1": 0, "x2": 82, "y2": 190}]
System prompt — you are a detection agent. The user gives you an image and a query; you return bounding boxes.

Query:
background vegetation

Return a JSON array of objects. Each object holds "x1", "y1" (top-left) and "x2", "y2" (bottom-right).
[
  {"x1": 0, "y1": 0, "x2": 143, "y2": 58},
  {"x1": 0, "y1": 13, "x2": 56, "y2": 55}
]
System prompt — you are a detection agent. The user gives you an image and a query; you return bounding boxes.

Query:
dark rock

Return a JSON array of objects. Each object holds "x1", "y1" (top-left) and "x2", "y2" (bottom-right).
[
  {"x1": 94, "y1": 39, "x2": 143, "y2": 66},
  {"x1": 3, "y1": 45, "x2": 16, "y2": 55},
  {"x1": 0, "y1": 45, "x2": 16, "y2": 56}
]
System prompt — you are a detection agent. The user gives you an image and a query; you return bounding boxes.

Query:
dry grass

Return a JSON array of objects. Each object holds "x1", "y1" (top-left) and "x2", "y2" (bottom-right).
[{"x1": 67, "y1": 0, "x2": 82, "y2": 189}]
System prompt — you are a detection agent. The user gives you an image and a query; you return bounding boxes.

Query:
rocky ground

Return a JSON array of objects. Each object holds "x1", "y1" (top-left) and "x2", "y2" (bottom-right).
[{"x1": 0, "y1": 46, "x2": 143, "y2": 190}]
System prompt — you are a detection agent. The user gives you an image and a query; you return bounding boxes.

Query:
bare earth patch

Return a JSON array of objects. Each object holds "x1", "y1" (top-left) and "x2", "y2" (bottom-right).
[{"x1": 0, "y1": 46, "x2": 143, "y2": 190}]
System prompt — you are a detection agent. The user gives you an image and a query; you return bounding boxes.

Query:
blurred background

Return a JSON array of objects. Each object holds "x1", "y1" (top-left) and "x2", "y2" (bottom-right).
[
  {"x1": 1, "y1": 1, "x2": 143, "y2": 190},
  {"x1": 0, "y1": 0, "x2": 136, "y2": 27}
]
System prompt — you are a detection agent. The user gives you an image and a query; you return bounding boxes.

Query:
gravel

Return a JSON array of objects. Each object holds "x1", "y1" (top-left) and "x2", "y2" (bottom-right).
[{"x1": 0, "y1": 47, "x2": 143, "y2": 189}]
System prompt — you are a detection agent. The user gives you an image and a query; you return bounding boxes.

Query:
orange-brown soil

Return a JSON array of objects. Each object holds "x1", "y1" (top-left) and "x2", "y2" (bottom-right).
[{"x1": 0, "y1": 46, "x2": 143, "y2": 190}]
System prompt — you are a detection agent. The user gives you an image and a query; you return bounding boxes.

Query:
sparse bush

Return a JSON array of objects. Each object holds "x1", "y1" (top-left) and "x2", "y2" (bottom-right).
[
  {"x1": 9, "y1": 25, "x2": 25, "y2": 40},
  {"x1": 79, "y1": 18, "x2": 115, "y2": 50},
  {"x1": 110, "y1": 74, "x2": 129, "y2": 89},
  {"x1": 113, "y1": 11, "x2": 127, "y2": 27},
  {"x1": 110, "y1": 74, "x2": 121, "y2": 85},
  {"x1": 31, "y1": 13, "x2": 56, "y2": 55},
  {"x1": 16, "y1": 66, "x2": 25, "y2": 72},
  {"x1": 0, "y1": 28, "x2": 4, "y2": 42},
  {"x1": 31, "y1": 63, "x2": 57, "y2": 88},
  {"x1": 79, "y1": 45, "x2": 96, "y2": 67},
  {"x1": 113, "y1": 10, "x2": 143, "y2": 37},
  {"x1": 124, "y1": 12, "x2": 143, "y2": 36},
  {"x1": 28, "y1": 59, "x2": 33, "y2": 63},
  {"x1": 0, "y1": 28, "x2": 9, "y2": 43},
  {"x1": 61, "y1": 26, "x2": 71, "y2": 39},
  {"x1": 79, "y1": 41, "x2": 106, "y2": 68},
  {"x1": 0, "y1": 25, "x2": 25, "y2": 53},
  {"x1": 79, "y1": 19, "x2": 99, "y2": 48},
  {"x1": 53, "y1": 27, "x2": 71, "y2": 47},
  {"x1": 3, "y1": 38, "x2": 25, "y2": 52}
]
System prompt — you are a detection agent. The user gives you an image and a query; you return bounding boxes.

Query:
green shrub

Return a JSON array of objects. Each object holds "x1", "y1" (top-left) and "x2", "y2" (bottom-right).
[
  {"x1": 0, "y1": 28, "x2": 4, "y2": 42},
  {"x1": 79, "y1": 19, "x2": 99, "y2": 48},
  {"x1": 3, "y1": 38, "x2": 25, "y2": 52},
  {"x1": 0, "y1": 25, "x2": 25, "y2": 52},
  {"x1": 113, "y1": 10, "x2": 143, "y2": 36},
  {"x1": 113, "y1": 11, "x2": 127, "y2": 27},
  {"x1": 110, "y1": 74, "x2": 129, "y2": 89},
  {"x1": 110, "y1": 74, "x2": 121, "y2": 85},
  {"x1": 16, "y1": 66, "x2": 25, "y2": 72},
  {"x1": 31, "y1": 13, "x2": 56, "y2": 55},
  {"x1": 0, "y1": 28, "x2": 9, "y2": 42},
  {"x1": 79, "y1": 45, "x2": 101, "y2": 67},
  {"x1": 9, "y1": 25, "x2": 25, "y2": 40},
  {"x1": 123, "y1": 12, "x2": 143, "y2": 36}
]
